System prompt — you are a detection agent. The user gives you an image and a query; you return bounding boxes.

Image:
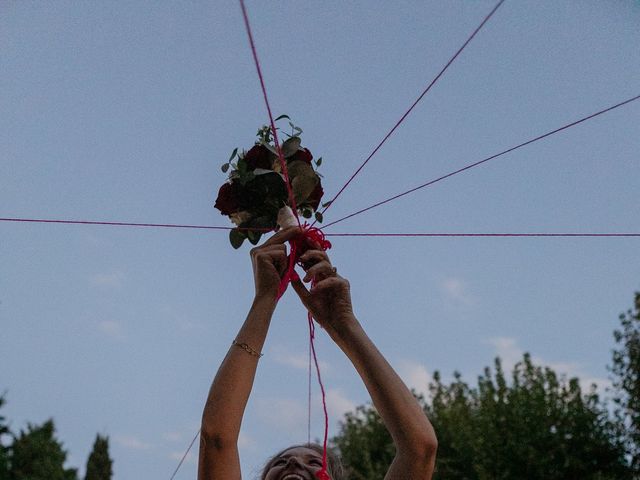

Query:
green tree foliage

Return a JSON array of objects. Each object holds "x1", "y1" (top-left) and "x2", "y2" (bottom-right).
[
  {"x1": 610, "y1": 291, "x2": 640, "y2": 474},
  {"x1": 0, "y1": 395, "x2": 10, "y2": 480},
  {"x1": 84, "y1": 434, "x2": 112, "y2": 480},
  {"x1": 9, "y1": 419, "x2": 77, "y2": 480},
  {"x1": 332, "y1": 402, "x2": 394, "y2": 480},
  {"x1": 333, "y1": 354, "x2": 630, "y2": 480}
]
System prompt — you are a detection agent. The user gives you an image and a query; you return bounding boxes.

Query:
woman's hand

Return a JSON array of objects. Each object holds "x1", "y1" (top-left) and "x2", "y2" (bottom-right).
[
  {"x1": 292, "y1": 249, "x2": 356, "y2": 338},
  {"x1": 251, "y1": 227, "x2": 300, "y2": 301}
]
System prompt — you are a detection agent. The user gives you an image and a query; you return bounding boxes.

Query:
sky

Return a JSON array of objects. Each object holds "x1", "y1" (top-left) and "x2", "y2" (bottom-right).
[{"x1": 1, "y1": 1, "x2": 639, "y2": 478}]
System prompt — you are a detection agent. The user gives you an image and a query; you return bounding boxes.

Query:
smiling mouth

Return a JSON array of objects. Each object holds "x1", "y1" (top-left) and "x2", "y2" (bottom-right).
[{"x1": 281, "y1": 474, "x2": 306, "y2": 480}]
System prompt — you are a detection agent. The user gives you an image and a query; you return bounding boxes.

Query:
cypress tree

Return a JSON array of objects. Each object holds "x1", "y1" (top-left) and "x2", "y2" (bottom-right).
[
  {"x1": 84, "y1": 434, "x2": 112, "y2": 480},
  {"x1": 0, "y1": 395, "x2": 10, "y2": 480},
  {"x1": 9, "y1": 419, "x2": 77, "y2": 480}
]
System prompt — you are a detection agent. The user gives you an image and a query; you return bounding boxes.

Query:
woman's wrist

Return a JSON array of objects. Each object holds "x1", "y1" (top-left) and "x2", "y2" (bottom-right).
[
  {"x1": 251, "y1": 293, "x2": 278, "y2": 314},
  {"x1": 327, "y1": 314, "x2": 362, "y2": 345}
]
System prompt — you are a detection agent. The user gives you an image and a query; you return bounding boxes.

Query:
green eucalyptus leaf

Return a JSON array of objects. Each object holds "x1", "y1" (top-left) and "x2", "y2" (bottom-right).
[
  {"x1": 229, "y1": 228, "x2": 246, "y2": 249},
  {"x1": 302, "y1": 209, "x2": 312, "y2": 219},
  {"x1": 315, "y1": 157, "x2": 322, "y2": 167},
  {"x1": 221, "y1": 163, "x2": 230, "y2": 173},
  {"x1": 228, "y1": 147, "x2": 238, "y2": 162},
  {"x1": 247, "y1": 229, "x2": 261, "y2": 245},
  {"x1": 251, "y1": 215, "x2": 274, "y2": 230},
  {"x1": 237, "y1": 157, "x2": 247, "y2": 173},
  {"x1": 314, "y1": 211, "x2": 324, "y2": 223},
  {"x1": 274, "y1": 114, "x2": 290, "y2": 122},
  {"x1": 321, "y1": 200, "x2": 333, "y2": 208}
]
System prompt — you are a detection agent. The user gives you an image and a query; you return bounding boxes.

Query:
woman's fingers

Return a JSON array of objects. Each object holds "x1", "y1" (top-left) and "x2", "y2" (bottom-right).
[
  {"x1": 299, "y1": 249, "x2": 329, "y2": 266},
  {"x1": 251, "y1": 244, "x2": 288, "y2": 275},
  {"x1": 302, "y1": 260, "x2": 336, "y2": 283},
  {"x1": 299, "y1": 250, "x2": 334, "y2": 282},
  {"x1": 262, "y1": 226, "x2": 302, "y2": 247}
]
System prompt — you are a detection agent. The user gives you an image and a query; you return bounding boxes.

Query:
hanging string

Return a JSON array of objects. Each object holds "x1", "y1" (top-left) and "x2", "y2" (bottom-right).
[
  {"x1": 313, "y1": 0, "x2": 506, "y2": 226},
  {"x1": 238, "y1": 1, "x2": 331, "y2": 478},
  {"x1": 307, "y1": 306, "x2": 330, "y2": 480},
  {"x1": 168, "y1": 429, "x2": 200, "y2": 480},
  {"x1": 321, "y1": 93, "x2": 640, "y2": 229},
  {"x1": 308, "y1": 335, "x2": 313, "y2": 445}
]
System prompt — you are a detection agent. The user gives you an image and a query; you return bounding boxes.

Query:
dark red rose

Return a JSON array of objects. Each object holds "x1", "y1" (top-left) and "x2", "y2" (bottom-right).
[
  {"x1": 307, "y1": 178, "x2": 324, "y2": 210},
  {"x1": 290, "y1": 148, "x2": 313, "y2": 165},
  {"x1": 244, "y1": 144, "x2": 272, "y2": 171},
  {"x1": 214, "y1": 181, "x2": 241, "y2": 215}
]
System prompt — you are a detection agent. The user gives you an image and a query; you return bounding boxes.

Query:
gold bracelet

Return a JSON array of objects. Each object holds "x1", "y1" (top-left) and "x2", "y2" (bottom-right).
[{"x1": 232, "y1": 339, "x2": 263, "y2": 358}]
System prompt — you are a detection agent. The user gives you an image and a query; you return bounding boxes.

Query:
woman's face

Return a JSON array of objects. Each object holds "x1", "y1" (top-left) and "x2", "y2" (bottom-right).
[{"x1": 264, "y1": 446, "x2": 329, "y2": 480}]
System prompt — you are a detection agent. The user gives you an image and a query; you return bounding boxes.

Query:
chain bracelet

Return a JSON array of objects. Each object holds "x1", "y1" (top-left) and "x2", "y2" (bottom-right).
[{"x1": 232, "y1": 339, "x2": 263, "y2": 358}]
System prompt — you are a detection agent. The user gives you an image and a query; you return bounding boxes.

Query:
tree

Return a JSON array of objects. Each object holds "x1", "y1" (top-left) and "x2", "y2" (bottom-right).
[
  {"x1": 84, "y1": 434, "x2": 112, "y2": 480},
  {"x1": 463, "y1": 355, "x2": 628, "y2": 480},
  {"x1": 332, "y1": 353, "x2": 630, "y2": 480},
  {"x1": 9, "y1": 419, "x2": 77, "y2": 480},
  {"x1": 0, "y1": 395, "x2": 10, "y2": 480},
  {"x1": 332, "y1": 402, "x2": 395, "y2": 480},
  {"x1": 610, "y1": 291, "x2": 640, "y2": 474}
]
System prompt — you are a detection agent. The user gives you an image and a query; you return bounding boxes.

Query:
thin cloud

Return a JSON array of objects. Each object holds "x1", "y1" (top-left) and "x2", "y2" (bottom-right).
[
  {"x1": 486, "y1": 336, "x2": 522, "y2": 371},
  {"x1": 115, "y1": 435, "x2": 152, "y2": 450},
  {"x1": 256, "y1": 397, "x2": 307, "y2": 436},
  {"x1": 90, "y1": 271, "x2": 125, "y2": 288},
  {"x1": 396, "y1": 359, "x2": 432, "y2": 396},
  {"x1": 271, "y1": 345, "x2": 330, "y2": 372},
  {"x1": 441, "y1": 278, "x2": 475, "y2": 306},
  {"x1": 97, "y1": 320, "x2": 125, "y2": 340},
  {"x1": 325, "y1": 389, "x2": 356, "y2": 419},
  {"x1": 486, "y1": 336, "x2": 609, "y2": 392},
  {"x1": 168, "y1": 450, "x2": 196, "y2": 464},
  {"x1": 162, "y1": 431, "x2": 183, "y2": 442},
  {"x1": 238, "y1": 431, "x2": 254, "y2": 450}
]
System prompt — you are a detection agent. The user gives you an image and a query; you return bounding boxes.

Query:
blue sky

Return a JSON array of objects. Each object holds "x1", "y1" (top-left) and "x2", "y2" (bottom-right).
[{"x1": 1, "y1": 1, "x2": 639, "y2": 478}]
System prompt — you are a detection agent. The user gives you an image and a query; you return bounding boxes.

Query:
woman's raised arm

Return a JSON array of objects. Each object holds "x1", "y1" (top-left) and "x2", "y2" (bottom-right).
[
  {"x1": 292, "y1": 250, "x2": 438, "y2": 480},
  {"x1": 198, "y1": 227, "x2": 300, "y2": 480}
]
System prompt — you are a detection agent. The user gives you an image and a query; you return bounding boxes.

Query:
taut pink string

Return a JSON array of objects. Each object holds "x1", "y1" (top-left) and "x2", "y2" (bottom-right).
[
  {"x1": 324, "y1": 232, "x2": 640, "y2": 238},
  {"x1": 239, "y1": 1, "x2": 332, "y2": 477},
  {"x1": 2, "y1": 218, "x2": 638, "y2": 237},
  {"x1": 321, "y1": 93, "x2": 640, "y2": 229},
  {"x1": 238, "y1": 0, "x2": 300, "y2": 222},
  {"x1": 313, "y1": 0, "x2": 506, "y2": 226}
]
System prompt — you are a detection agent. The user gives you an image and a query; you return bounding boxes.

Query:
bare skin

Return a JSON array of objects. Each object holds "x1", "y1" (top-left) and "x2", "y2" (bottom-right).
[
  {"x1": 263, "y1": 446, "x2": 324, "y2": 480},
  {"x1": 198, "y1": 227, "x2": 437, "y2": 480}
]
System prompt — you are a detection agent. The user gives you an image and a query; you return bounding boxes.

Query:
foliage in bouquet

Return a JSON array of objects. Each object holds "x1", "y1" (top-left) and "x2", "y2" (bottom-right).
[{"x1": 214, "y1": 116, "x2": 326, "y2": 248}]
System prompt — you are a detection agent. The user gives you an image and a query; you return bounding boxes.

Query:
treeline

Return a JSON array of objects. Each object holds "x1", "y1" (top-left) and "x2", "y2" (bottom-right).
[
  {"x1": 333, "y1": 292, "x2": 640, "y2": 479},
  {"x1": 2, "y1": 293, "x2": 638, "y2": 479},
  {"x1": 0, "y1": 404, "x2": 112, "y2": 480}
]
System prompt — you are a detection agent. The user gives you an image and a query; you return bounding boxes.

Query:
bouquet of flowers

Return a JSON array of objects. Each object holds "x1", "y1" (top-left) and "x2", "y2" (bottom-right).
[{"x1": 214, "y1": 116, "x2": 326, "y2": 248}]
